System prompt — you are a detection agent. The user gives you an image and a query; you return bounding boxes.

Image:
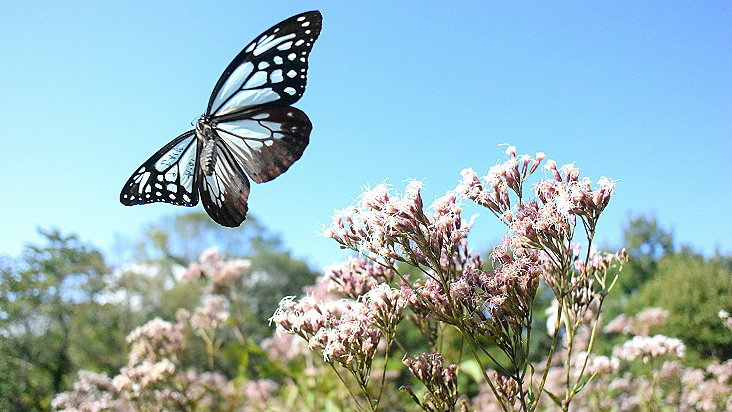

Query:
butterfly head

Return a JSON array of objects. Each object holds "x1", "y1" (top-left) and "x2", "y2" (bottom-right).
[{"x1": 195, "y1": 116, "x2": 216, "y2": 141}]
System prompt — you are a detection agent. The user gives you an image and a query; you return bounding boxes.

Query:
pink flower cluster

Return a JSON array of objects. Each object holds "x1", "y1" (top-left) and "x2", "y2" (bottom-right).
[
  {"x1": 241, "y1": 379, "x2": 279, "y2": 411},
  {"x1": 561, "y1": 246, "x2": 628, "y2": 325},
  {"x1": 403, "y1": 243, "x2": 542, "y2": 344},
  {"x1": 190, "y1": 295, "x2": 230, "y2": 333},
  {"x1": 112, "y1": 359, "x2": 176, "y2": 396},
  {"x1": 402, "y1": 352, "x2": 460, "y2": 411},
  {"x1": 604, "y1": 307, "x2": 670, "y2": 336},
  {"x1": 612, "y1": 335, "x2": 686, "y2": 363},
  {"x1": 182, "y1": 247, "x2": 251, "y2": 290},
  {"x1": 456, "y1": 147, "x2": 545, "y2": 215},
  {"x1": 324, "y1": 180, "x2": 470, "y2": 274},
  {"x1": 271, "y1": 285, "x2": 405, "y2": 381},
  {"x1": 126, "y1": 314, "x2": 186, "y2": 364},
  {"x1": 51, "y1": 371, "x2": 121, "y2": 412},
  {"x1": 323, "y1": 256, "x2": 395, "y2": 299}
]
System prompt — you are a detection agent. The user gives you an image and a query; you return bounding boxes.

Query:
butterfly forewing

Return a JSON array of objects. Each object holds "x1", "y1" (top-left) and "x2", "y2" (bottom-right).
[
  {"x1": 197, "y1": 141, "x2": 251, "y2": 227},
  {"x1": 207, "y1": 11, "x2": 322, "y2": 117},
  {"x1": 215, "y1": 106, "x2": 311, "y2": 183},
  {"x1": 120, "y1": 131, "x2": 199, "y2": 206}
]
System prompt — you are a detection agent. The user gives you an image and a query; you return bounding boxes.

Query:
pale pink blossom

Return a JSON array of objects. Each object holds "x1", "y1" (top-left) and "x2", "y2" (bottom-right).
[
  {"x1": 604, "y1": 307, "x2": 669, "y2": 336},
  {"x1": 323, "y1": 256, "x2": 394, "y2": 298},
  {"x1": 113, "y1": 359, "x2": 176, "y2": 395},
  {"x1": 52, "y1": 371, "x2": 124, "y2": 412},
  {"x1": 241, "y1": 379, "x2": 278, "y2": 411},
  {"x1": 181, "y1": 248, "x2": 251, "y2": 289},
  {"x1": 190, "y1": 295, "x2": 229, "y2": 332},
  {"x1": 126, "y1": 317, "x2": 185, "y2": 364},
  {"x1": 612, "y1": 335, "x2": 686, "y2": 363}
]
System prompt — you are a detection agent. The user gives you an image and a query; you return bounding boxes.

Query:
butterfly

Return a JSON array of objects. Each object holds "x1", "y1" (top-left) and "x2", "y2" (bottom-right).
[{"x1": 120, "y1": 11, "x2": 322, "y2": 227}]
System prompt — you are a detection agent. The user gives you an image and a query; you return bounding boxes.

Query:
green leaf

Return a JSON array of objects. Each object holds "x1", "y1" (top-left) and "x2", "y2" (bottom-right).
[
  {"x1": 572, "y1": 371, "x2": 597, "y2": 395},
  {"x1": 544, "y1": 389, "x2": 563, "y2": 407},
  {"x1": 458, "y1": 359, "x2": 484, "y2": 383}
]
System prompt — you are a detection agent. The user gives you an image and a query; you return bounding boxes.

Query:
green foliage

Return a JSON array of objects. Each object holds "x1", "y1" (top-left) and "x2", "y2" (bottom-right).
[
  {"x1": 0, "y1": 230, "x2": 123, "y2": 410},
  {"x1": 628, "y1": 253, "x2": 732, "y2": 360},
  {"x1": 616, "y1": 214, "x2": 674, "y2": 294}
]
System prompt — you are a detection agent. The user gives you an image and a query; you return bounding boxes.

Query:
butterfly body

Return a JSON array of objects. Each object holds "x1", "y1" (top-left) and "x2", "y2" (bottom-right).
[
  {"x1": 196, "y1": 117, "x2": 219, "y2": 176},
  {"x1": 120, "y1": 11, "x2": 322, "y2": 227}
]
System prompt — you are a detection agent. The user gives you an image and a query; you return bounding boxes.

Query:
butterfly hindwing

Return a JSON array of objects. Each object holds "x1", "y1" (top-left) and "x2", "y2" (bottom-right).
[
  {"x1": 120, "y1": 131, "x2": 199, "y2": 206},
  {"x1": 215, "y1": 106, "x2": 311, "y2": 183},
  {"x1": 197, "y1": 140, "x2": 251, "y2": 227},
  {"x1": 207, "y1": 11, "x2": 322, "y2": 117}
]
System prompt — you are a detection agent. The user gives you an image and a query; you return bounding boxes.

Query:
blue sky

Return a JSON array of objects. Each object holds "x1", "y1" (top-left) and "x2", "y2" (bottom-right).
[{"x1": 1, "y1": 1, "x2": 730, "y2": 269}]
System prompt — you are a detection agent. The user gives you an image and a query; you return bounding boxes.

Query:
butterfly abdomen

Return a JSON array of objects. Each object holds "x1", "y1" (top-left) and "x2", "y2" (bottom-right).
[{"x1": 201, "y1": 138, "x2": 217, "y2": 176}]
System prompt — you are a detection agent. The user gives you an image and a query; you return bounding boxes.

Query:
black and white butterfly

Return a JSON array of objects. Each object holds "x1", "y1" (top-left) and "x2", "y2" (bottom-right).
[{"x1": 120, "y1": 11, "x2": 322, "y2": 227}]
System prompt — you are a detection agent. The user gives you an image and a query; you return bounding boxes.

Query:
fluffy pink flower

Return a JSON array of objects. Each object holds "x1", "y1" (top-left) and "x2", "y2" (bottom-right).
[{"x1": 613, "y1": 335, "x2": 686, "y2": 363}]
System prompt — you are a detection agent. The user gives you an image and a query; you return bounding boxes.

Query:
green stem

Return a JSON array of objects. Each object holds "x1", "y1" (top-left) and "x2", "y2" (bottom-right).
[
  {"x1": 529, "y1": 297, "x2": 564, "y2": 412},
  {"x1": 374, "y1": 329, "x2": 395, "y2": 410},
  {"x1": 328, "y1": 363, "x2": 366, "y2": 411},
  {"x1": 466, "y1": 336, "x2": 509, "y2": 412}
]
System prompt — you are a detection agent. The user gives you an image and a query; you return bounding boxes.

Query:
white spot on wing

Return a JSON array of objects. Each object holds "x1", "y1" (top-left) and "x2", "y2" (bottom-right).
[
  {"x1": 274, "y1": 55, "x2": 283, "y2": 64},
  {"x1": 284, "y1": 87, "x2": 296, "y2": 95},
  {"x1": 138, "y1": 172, "x2": 150, "y2": 194},
  {"x1": 270, "y1": 69, "x2": 283, "y2": 83},
  {"x1": 276, "y1": 41, "x2": 293, "y2": 51}
]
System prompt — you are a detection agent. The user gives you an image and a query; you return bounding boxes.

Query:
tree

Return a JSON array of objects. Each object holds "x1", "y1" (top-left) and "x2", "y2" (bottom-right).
[
  {"x1": 617, "y1": 214, "x2": 674, "y2": 294},
  {"x1": 628, "y1": 253, "x2": 732, "y2": 360},
  {"x1": 0, "y1": 230, "x2": 124, "y2": 410}
]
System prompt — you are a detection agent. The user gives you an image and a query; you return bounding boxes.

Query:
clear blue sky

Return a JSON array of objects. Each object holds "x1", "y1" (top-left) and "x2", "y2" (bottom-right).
[{"x1": 1, "y1": 1, "x2": 730, "y2": 269}]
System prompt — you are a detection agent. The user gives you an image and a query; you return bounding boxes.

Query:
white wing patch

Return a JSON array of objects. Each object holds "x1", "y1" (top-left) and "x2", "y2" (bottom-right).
[
  {"x1": 211, "y1": 62, "x2": 254, "y2": 113},
  {"x1": 216, "y1": 89, "x2": 280, "y2": 115},
  {"x1": 120, "y1": 131, "x2": 199, "y2": 206}
]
